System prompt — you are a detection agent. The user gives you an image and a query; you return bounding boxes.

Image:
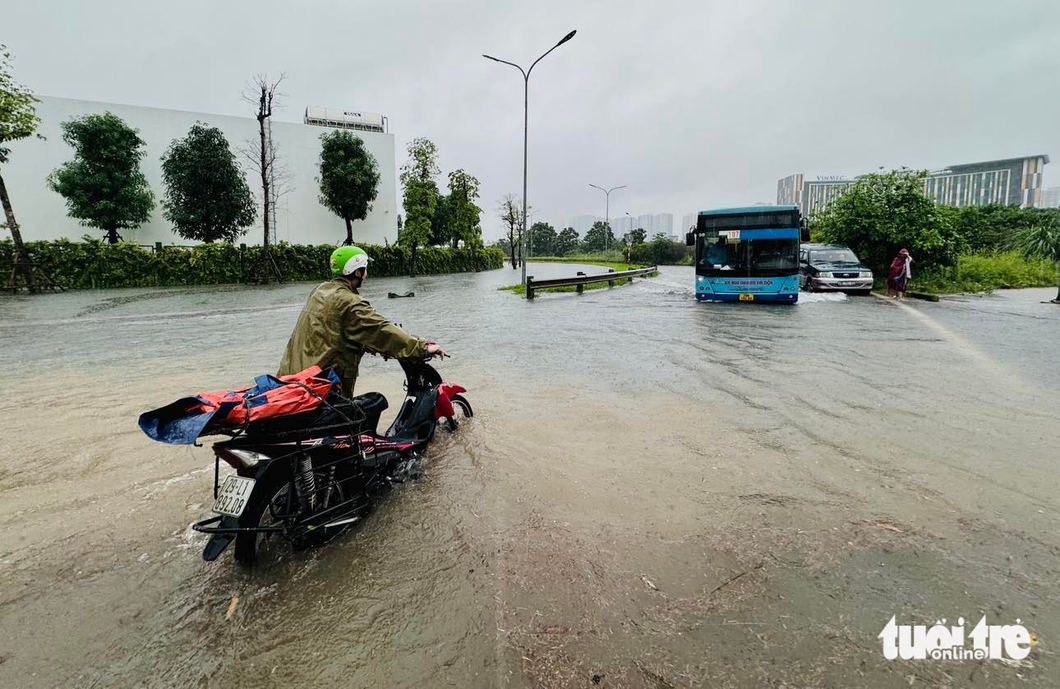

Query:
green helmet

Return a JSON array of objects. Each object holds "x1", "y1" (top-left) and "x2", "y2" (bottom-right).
[{"x1": 330, "y1": 245, "x2": 372, "y2": 276}]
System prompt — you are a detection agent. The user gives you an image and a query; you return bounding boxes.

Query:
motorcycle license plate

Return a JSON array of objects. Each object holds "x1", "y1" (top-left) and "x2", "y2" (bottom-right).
[
  {"x1": 213, "y1": 476, "x2": 255, "y2": 518},
  {"x1": 738, "y1": 293, "x2": 754, "y2": 301}
]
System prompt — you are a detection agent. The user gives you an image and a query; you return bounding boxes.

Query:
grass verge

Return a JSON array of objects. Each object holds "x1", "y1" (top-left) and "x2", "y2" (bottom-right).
[
  {"x1": 906, "y1": 251, "x2": 1058, "y2": 294},
  {"x1": 499, "y1": 260, "x2": 657, "y2": 296}
]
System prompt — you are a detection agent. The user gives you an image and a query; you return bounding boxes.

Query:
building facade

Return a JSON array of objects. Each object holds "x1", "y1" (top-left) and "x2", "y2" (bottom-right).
[
  {"x1": 1040, "y1": 187, "x2": 1060, "y2": 208},
  {"x1": 4, "y1": 96, "x2": 398, "y2": 246},
  {"x1": 776, "y1": 174, "x2": 803, "y2": 207},
  {"x1": 778, "y1": 155, "x2": 1050, "y2": 216}
]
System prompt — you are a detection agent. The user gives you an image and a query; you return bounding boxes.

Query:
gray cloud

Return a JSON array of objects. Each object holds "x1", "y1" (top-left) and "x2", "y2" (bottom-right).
[{"x1": 6, "y1": 0, "x2": 1059, "y2": 239}]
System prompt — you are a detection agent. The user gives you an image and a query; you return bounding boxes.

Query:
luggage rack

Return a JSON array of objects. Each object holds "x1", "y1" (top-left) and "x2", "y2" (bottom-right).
[{"x1": 200, "y1": 391, "x2": 385, "y2": 445}]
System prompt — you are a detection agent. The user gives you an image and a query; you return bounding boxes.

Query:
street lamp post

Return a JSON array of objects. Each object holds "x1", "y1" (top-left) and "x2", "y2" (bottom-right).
[
  {"x1": 484, "y1": 30, "x2": 577, "y2": 285},
  {"x1": 589, "y1": 183, "x2": 626, "y2": 252}
]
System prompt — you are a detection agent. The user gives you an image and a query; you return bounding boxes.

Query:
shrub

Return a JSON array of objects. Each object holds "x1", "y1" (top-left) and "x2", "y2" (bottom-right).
[
  {"x1": 0, "y1": 238, "x2": 504, "y2": 289},
  {"x1": 939, "y1": 205, "x2": 1060, "y2": 252}
]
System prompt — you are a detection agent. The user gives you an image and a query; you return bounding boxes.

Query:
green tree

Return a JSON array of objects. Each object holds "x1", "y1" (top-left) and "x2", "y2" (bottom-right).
[
  {"x1": 317, "y1": 130, "x2": 380, "y2": 245},
  {"x1": 630, "y1": 232, "x2": 692, "y2": 266},
  {"x1": 630, "y1": 227, "x2": 647, "y2": 245},
  {"x1": 0, "y1": 44, "x2": 44, "y2": 290},
  {"x1": 492, "y1": 236, "x2": 513, "y2": 257},
  {"x1": 582, "y1": 220, "x2": 615, "y2": 253},
  {"x1": 48, "y1": 112, "x2": 154, "y2": 244},
  {"x1": 160, "y1": 123, "x2": 255, "y2": 243},
  {"x1": 554, "y1": 227, "x2": 579, "y2": 256},
  {"x1": 398, "y1": 137, "x2": 439, "y2": 275},
  {"x1": 447, "y1": 169, "x2": 482, "y2": 248},
  {"x1": 1009, "y1": 222, "x2": 1060, "y2": 303},
  {"x1": 528, "y1": 222, "x2": 556, "y2": 256},
  {"x1": 811, "y1": 169, "x2": 965, "y2": 273},
  {"x1": 430, "y1": 189, "x2": 451, "y2": 246}
]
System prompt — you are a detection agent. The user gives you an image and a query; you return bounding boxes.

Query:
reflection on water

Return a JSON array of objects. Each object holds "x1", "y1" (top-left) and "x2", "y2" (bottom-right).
[{"x1": 1, "y1": 267, "x2": 1059, "y2": 687}]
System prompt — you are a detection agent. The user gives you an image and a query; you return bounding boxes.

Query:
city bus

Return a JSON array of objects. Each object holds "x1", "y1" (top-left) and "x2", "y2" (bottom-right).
[{"x1": 685, "y1": 205, "x2": 807, "y2": 303}]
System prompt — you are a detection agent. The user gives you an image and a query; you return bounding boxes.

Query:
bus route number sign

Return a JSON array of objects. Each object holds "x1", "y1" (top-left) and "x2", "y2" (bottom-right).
[{"x1": 720, "y1": 230, "x2": 740, "y2": 240}]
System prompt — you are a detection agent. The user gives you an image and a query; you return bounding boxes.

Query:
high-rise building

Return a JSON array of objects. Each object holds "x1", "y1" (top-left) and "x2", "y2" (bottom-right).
[
  {"x1": 778, "y1": 155, "x2": 1050, "y2": 216},
  {"x1": 1035, "y1": 186, "x2": 1059, "y2": 208},
  {"x1": 681, "y1": 213, "x2": 697, "y2": 235},
  {"x1": 568, "y1": 215, "x2": 602, "y2": 237},
  {"x1": 569, "y1": 212, "x2": 676, "y2": 239}
]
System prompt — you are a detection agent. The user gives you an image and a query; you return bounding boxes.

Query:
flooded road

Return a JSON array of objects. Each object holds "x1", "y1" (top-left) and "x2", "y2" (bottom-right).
[{"x1": 1, "y1": 265, "x2": 1058, "y2": 688}]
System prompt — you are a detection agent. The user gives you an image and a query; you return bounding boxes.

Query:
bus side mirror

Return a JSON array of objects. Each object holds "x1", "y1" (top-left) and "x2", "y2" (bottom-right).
[
  {"x1": 800, "y1": 227, "x2": 811, "y2": 242},
  {"x1": 685, "y1": 231, "x2": 695, "y2": 247}
]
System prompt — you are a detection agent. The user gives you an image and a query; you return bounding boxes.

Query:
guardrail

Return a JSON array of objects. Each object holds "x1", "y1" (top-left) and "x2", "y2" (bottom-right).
[{"x1": 525, "y1": 265, "x2": 658, "y2": 300}]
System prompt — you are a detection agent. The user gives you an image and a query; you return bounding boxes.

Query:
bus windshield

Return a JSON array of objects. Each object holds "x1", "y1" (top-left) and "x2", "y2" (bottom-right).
[{"x1": 698, "y1": 235, "x2": 799, "y2": 277}]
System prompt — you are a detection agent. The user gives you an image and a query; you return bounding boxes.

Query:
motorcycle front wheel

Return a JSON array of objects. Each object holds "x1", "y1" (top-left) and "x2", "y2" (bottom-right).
[{"x1": 441, "y1": 394, "x2": 474, "y2": 431}]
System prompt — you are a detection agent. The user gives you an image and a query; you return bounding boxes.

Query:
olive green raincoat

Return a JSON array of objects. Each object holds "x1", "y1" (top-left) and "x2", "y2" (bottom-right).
[{"x1": 278, "y1": 278, "x2": 428, "y2": 395}]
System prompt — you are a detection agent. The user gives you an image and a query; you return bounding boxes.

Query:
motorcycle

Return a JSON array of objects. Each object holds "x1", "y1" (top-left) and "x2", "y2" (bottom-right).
[{"x1": 189, "y1": 359, "x2": 471, "y2": 565}]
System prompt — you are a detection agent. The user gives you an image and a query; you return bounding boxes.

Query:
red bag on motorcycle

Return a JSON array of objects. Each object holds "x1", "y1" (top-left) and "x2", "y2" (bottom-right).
[{"x1": 139, "y1": 366, "x2": 341, "y2": 444}]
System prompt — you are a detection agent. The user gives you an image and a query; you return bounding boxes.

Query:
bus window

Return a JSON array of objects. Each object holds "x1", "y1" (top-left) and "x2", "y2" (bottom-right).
[
  {"x1": 700, "y1": 235, "x2": 747, "y2": 273},
  {"x1": 750, "y1": 238, "x2": 798, "y2": 272}
]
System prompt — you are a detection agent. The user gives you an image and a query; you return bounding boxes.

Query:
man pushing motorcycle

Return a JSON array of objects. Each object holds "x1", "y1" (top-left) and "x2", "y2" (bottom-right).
[{"x1": 278, "y1": 245, "x2": 447, "y2": 395}]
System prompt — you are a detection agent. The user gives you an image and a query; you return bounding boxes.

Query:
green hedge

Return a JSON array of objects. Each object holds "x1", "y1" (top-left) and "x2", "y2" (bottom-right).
[{"x1": 0, "y1": 238, "x2": 505, "y2": 289}]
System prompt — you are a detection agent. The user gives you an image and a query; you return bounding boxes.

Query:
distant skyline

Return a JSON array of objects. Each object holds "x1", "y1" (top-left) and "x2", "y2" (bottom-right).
[{"x1": 5, "y1": 0, "x2": 1059, "y2": 241}]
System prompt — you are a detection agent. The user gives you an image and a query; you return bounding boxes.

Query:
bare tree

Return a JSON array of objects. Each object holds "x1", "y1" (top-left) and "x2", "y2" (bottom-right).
[
  {"x1": 240, "y1": 74, "x2": 288, "y2": 281},
  {"x1": 498, "y1": 194, "x2": 523, "y2": 269}
]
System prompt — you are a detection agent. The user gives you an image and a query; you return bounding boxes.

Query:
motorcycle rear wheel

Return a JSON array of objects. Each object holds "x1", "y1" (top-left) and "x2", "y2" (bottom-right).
[{"x1": 234, "y1": 468, "x2": 352, "y2": 566}]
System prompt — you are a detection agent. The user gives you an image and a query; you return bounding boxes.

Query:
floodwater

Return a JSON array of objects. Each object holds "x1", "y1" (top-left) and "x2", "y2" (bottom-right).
[{"x1": 1, "y1": 265, "x2": 1058, "y2": 688}]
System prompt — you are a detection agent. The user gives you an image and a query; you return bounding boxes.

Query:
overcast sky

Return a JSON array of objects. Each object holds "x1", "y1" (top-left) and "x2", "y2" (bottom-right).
[{"x1": 6, "y1": 0, "x2": 1060, "y2": 239}]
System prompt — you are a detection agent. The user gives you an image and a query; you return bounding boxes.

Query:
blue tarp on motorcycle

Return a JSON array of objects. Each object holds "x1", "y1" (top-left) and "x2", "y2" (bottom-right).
[{"x1": 138, "y1": 366, "x2": 341, "y2": 445}]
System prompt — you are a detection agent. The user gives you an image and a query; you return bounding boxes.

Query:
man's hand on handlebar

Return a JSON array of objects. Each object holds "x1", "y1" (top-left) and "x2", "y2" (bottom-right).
[{"x1": 426, "y1": 343, "x2": 448, "y2": 359}]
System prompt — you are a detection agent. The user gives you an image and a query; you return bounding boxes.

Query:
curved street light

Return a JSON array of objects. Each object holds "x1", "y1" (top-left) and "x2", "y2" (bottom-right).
[
  {"x1": 589, "y1": 183, "x2": 626, "y2": 251},
  {"x1": 484, "y1": 29, "x2": 577, "y2": 284}
]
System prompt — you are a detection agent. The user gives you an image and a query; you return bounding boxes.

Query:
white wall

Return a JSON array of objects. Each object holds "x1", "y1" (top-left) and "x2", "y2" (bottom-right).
[{"x1": 4, "y1": 96, "x2": 397, "y2": 246}]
